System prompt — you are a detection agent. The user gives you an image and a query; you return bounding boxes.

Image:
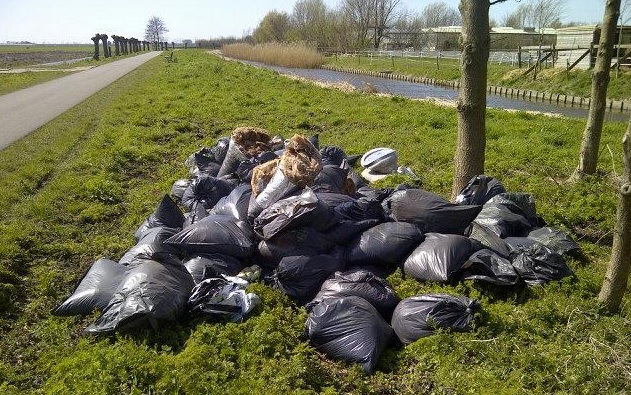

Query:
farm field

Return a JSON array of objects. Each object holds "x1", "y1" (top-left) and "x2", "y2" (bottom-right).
[{"x1": 0, "y1": 49, "x2": 629, "y2": 394}]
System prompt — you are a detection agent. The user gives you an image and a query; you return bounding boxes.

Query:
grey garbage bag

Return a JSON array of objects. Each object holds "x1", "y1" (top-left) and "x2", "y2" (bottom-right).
[
  {"x1": 257, "y1": 227, "x2": 335, "y2": 265},
  {"x1": 165, "y1": 214, "x2": 255, "y2": 259},
  {"x1": 272, "y1": 249, "x2": 345, "y2": 305},
  {"x1": 383, "y1": 189, "x2": 482, "y2": 235},
  {"x1": 391, "y1": 294, "x2": 479, "y2": 344},
  {"x1": 467, "y1": 222, "x2": 511, "y2": 258},
  {"x1": 184, "y1": 253, "x2": 245, "y2": 284},
  {"x1": 312, "y1": 165, "x2": 350, "y2": 194},
  {"x1": 306, "y1": 268, "x2": 400, "y2": 321},
  {"x1": 510, "y1": 243, "x2": 574, "y2": 286},
  {"x1": 455, "y1": 175, "x2": 506, "y2": 206},
  {"x1": 324, "y1": 218, "x2": 381, "y2": 246},
  {"x1": 472, "y1": 194, "x2": 537, "y2": 239},
  {"x1": 346, "y1": 222, "x2": 424, "y2": 269},
  {"x1": 253, "y1": 188, "x2": 338, "y2": 241},
  {"x1": 52, "y1": 258, "x2": 127, "y2": 316},
  {"x1": 305, "y1": 296, "x2": 394, "y2": 374},
  {"x1": 210, "y1": 183, "x2": 253, "y2": 222},
  {"x1": 84, "y1": 258, "x2": 195, "y2": 334},
  {"x1": 527, "y1": 226, "x2": 580, "y2": 255},
  {"x1": 404, "y1": 233, "x2": 483, "y2": 282},
  {"x1": 333, "y1": 196, "x2": 385, "y2": 223},
  {"x1": 183, "y1": 201, "x2": 208, "y2": 228},
  {"x1": 119, "y1": 226, "x2": 183, "y2": 267},
  {"x1": 134, "y1": 194, "x2": 185, "y2": 241},
  {"x1": 187, "y1": 275, "x2": 260, "y2": 322},
  {"x1": 170, "y1": 178, "x2": 192, "y2": 203},
  {"x1": 457, "y1": 249, "x2": 520, "y2": 286},
  {"x1": 181, "y1": 175, "x2": 234, "y2": 211}
]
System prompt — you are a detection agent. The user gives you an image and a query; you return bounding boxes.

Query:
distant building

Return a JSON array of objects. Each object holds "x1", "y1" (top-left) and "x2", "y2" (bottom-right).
[{"x1": 555, "y1": 25, "x2": 631, "y2": 70}]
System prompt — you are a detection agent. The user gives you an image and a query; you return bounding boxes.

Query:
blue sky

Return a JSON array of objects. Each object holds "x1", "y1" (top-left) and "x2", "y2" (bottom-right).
[{"x1": 0, "y1": 0, "x2": 609, "y2": 44}]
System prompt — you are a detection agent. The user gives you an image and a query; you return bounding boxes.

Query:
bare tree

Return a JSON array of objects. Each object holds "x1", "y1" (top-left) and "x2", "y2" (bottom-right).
[
  {"x1": 144, "y1": 16, "x2": 168, "y2": 47},
  {"x1": 501, "y1": 3, "x2": 529, "y2": 28},
  {"x1": 340, "y1": 0, "x2": 402, "y2": 49},
  {"x1": 451, "y1": 0, "x2": 507, "y2": 200},
  {"x1": 572, "y1": 0, "x2": 621, "y2": 180},
  {"x1": 598, "y1": 115, "x2": 631, "y2": 312},
  {"x1": 372, "y1": 0, "x2": 403, "y2": 49},
  {"x1": 420, "y1": 1, "x2": 461, "y2": 28},
  {"x1": 523, "y1": 0, "x2": 566, "y2": 32}
]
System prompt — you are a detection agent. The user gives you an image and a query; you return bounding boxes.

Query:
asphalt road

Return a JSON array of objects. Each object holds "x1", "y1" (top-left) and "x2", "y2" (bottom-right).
[{"x1": 0, "y1": 51, "x2": 162, "y2": 150}]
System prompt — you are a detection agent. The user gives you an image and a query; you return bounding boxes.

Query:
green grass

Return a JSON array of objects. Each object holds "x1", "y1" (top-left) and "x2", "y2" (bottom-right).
[
  {"x1": 0, "y1": 49, "x2": 629, "y2": 394},
  {"x1": 325, "y1": 54, "x2": 631, "y2": 101}
]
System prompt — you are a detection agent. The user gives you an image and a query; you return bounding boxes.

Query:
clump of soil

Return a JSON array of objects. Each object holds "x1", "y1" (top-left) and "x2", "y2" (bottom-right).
[{"x1": 0, "y1": 51, "x2": 91, "y2": 68}]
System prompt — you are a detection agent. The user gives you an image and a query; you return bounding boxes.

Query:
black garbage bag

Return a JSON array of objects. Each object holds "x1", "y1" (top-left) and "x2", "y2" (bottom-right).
[
  {"x1": 305, "y1": 295, "x2": 394, "y2": 374},
  {"x1": 404, "y1": 233, "x2": 483, "y2": 282},
  {"x1": 391, "y1": 294, "x2": 479, "y2": 344},
  {"x1": 334, "y1": 196, "x2": 385, "y2": 223},
  {"x1": 253, "y1": 189, "x2": 339, "y2": 241},
  {"x1": 324, "y1": 218, "x2": 381, "y2": 246},
  {"x1": 320, "y1": 145, "x2": 347, "y2": 167},
  {"x1": 210, "y1": 183, "x2": 253, "y2": 222},
  {"x1": 188, "y1": 276, "x2": 260, "y2": 322},
  {"x1": 306, "y1": 268, "x2": 400, "y2": 321},
  {"x1": 119, "y1": 226, "x2": 183, "y2": 267},
  {"x1": 84, "y1": 258, "x2": 195, "y2": 334},
  {"x1": 312, "y1": 165, "x2": 349, "y2": 194},
  {"x1": 527, "y1": 227, "x2": 580, "y2": 255},
  {"x1": 457, "y1": 249, "x2": 520, "y2": 286},
  {"x1": 258, "y1": 227, "x2": 335, "y2": 265},
  {"x1": 348, "y1": 168, "x2": 368, "y2": 190},
  {"x1": 455, "y1": 175, "x2": 506, "y2": 206},
  {"x1": 165, "y1": 214, "x2": 255, "y2": 259},
  {"x1": 467, "y1": 222, "x2": 511, "y2": 258},
  {"x1": 211, "y1": 137, "x2": 230, "y2": 165},
  {"x1": 217, "y1": 138, "x2": 249, "y2": 178},
  {"x1": 183, "y1": 253, "x2": 245, "y2": 284},
  {"x1": 134, "y1": 194, "x2": 185, "y2": 241},
  {"x1": 187, "y1": 151, "x2": 221, "y2": 178},
  {"x1": 52, "y1": 258, "x2": 128, "y2": 316},
  {"x1": 314, "y1": 191, "x2": 356, "y2": 208},
  {"x1": 383, "y1": 189, "x2": 482, "y2": 235},
  {"x1": 346, "y1": 222, "x2": 424, "y2": 269},
  {"x1": 472, "y1": 195, "x2": 536, "y2": 239},
  {"x1": 355, "y1": 185, "x2": 394, "y2": 203},
  {"x1": 272, "y1": 249, "x2": 345, "y2": 305},
  {"x1": 235, "y1": 151, "x2": 278, "y2": 184},
  {"x1": 170, "y1": 178, "x2": 192, "y2": 204},
  {"x1": 181, "y1": 175, "x2": 234, "y2": 211},
  {"x1": 510, "y1": 243, "x2": 574, "y2": 286},
  {"x1": 183, "y1": 201, "x2": 208, "y2": 228}
]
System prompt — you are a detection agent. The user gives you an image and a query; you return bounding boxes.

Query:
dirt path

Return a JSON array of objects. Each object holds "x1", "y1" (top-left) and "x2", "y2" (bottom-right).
[{"x1": 0, "y1": 51, "x2": 162, "y2": 150}]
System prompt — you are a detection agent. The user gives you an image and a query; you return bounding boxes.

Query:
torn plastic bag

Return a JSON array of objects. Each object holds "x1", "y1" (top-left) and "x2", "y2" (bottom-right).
[
  {"x1": 184, "y1": 253, "x2": 245, "y2": 284},
  {"x1": 346, "y1": 222, "x2": 424, "y2": 269},
  {"x1": 52, "y1": 258, "x2": 128, "y2": 316},
  {"x1": 210, "y1": 183, "x2": 252, "y2": 222},
  {"x1": 455, "y1": 175, "x2": 506, "y2": 206},
  {"x1": 305, "y1": 295, "x2": 394, "y2": 374},
  {"x1": 181, "y1": 175, "x2": 234, "y2": 211},
  {"x1": 391, "y1": 294, "x2": 479, "y2": 344},
  {"x1": 510, "y1": 243, "x2": 574, "y2": 286},
  {"x1": 324, "y1": 218, "x2": 381, "y2": 246},
  {"x1": 258, "y1": 227, "x2": 335, "y2": 265},
  {"x1": 334, "y1": 196, "x2": 385, "y2": 223},
  {"x1": 320, "y1": 145, "x2": 347, "y2": 167},
  {"x1": 472, "y1": 196, "x2": 536, "y2": 239},
  {"x1": 235, "y1": 151, "x2": 278, "y2": 184},
  {"x1": 383, "y1": 189, "x2": 482, "y2": 235},
  {"x1": 187, "y1": 275, "x2": 260, "y2": 322},
  {"x1": 307, "y1": 268, "x2": 400, "y2": 321},
  {"x1": 527, "y1": 227, "x2": 580, "y2": 255},
  {"x1": 84, "y1": 258, "x2": 195, "y2": 334},
  {"x1": 467, "y1": 222, "x2": 511, "y2": 258},
  {"x1": 457, "y1": 249, "x2": 520, "y2": 286},
  {"x1": 312, "y1": 165, "x2": 349, "y2": 194},
  {"x1": 404, "y1": 233, "x2": 483, "y2": 282},
  {"x1": 217, "y1": 127, "x2": 272, "y2": 178},
  {"x1": 134, "y1": 194, "x2": 185, "y2": 241},
  {"x1": 272, "y1": 248, "x2": 345, "y2": 305},
  {"x1": 170, "y1": 178, "x2": 192, "y2": 203},
  {"x1": 119, "y1": 226, "x2": 183, "y2": 267},
  {"x1": 165, "y1": 214, "x2": 255, "y2": 259},
  {"x1": 253, "y1": 188, "x2": 338, "y2": 241}
]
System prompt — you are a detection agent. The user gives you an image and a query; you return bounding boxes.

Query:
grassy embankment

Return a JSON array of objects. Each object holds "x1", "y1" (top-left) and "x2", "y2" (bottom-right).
[
  {"x1": 325, "y1": 54, "x2": 631, "y2": 102},
  {"x1": 0, "y1": 44, "x2": 148, "y2": 95},
  {"x1": 0, "y1": 49, "x2": 629, "y2": 394}
]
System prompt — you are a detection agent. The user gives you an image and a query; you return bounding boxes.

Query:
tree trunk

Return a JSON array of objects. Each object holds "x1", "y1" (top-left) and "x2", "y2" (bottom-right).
[
  {"x1": 451, "y1": 0, "x2": 489, "y2": 201},
  {"x1": 572, "y1": 0, "x2": 621, "y2": 180},
  {"x1": 598, "y1": 117, "x2": 631, "y2": 312}
]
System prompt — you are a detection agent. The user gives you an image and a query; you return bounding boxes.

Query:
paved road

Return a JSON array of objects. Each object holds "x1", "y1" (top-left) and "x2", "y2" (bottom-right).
[{"x1": 0, "y1": 51, "x2": 162, "y2": 150}]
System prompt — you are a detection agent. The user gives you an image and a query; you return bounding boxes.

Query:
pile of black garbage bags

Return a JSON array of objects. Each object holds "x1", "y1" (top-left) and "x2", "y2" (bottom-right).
[{"x1": 53, "y1": 127, "x2": 579, "y2": 374}]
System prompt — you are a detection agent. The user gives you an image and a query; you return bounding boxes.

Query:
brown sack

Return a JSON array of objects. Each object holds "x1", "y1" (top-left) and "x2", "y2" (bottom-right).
[{"x1": 280, "y1": 134, "x2": 322, "y2": 187}]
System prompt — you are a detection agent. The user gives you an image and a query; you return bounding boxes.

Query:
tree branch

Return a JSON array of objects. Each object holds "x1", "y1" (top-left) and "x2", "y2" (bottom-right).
[{"x1": 490, "y1": 0, "x2": 509, "y2": 4}]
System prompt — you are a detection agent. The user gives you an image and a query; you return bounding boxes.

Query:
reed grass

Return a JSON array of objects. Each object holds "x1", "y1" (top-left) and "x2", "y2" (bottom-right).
[{"x1": 221, "y1": 42, "x2": 325, "y2": 68}]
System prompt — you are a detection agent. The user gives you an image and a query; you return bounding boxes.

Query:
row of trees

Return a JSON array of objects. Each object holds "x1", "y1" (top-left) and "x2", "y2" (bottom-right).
[{"x1": 251, "y1": 0, "x2": 574, "y2": 51}]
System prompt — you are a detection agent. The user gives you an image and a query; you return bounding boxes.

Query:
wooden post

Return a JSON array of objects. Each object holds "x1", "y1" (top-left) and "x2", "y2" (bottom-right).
[{"x1": 517, "y1": 46, "x2": 522, "y2": 68}]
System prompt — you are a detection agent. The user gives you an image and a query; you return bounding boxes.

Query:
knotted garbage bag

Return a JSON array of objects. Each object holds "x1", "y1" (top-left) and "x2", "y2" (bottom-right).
[{"x1": 455, "y1": 174, "x2": 506, "y2": 206}]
